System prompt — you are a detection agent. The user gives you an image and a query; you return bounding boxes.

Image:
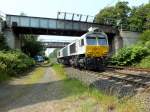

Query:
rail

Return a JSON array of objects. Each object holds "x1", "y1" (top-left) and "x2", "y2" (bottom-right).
[{"x1": 107, "y1": 66, "x2": 150, "y2": 73}]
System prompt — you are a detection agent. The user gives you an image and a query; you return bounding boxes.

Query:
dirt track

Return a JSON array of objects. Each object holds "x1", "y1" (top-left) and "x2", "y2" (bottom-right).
[{"x1": 0, "y1": 67, "x2": 70, "y2": 112}]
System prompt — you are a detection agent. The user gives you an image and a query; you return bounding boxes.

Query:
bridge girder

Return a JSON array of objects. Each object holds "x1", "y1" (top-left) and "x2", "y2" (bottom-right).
[{"x1": 6, "y1": 14, "x2": 117, "y2": 36}]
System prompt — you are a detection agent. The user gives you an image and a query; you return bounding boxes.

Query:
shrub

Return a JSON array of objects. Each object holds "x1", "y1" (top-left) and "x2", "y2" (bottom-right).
[
  {"x1": 138, "y1": 56, "x2": 150, "y2": 68},
  {"x1": 0, "y1": 50, "x2": 35, "y2": 75},
  {"x1": 110, "y1": 45, "x2": 149, "y2": 66},
  {"x1": 139, "y1": 30, "x2": 150, "y2": 44}
]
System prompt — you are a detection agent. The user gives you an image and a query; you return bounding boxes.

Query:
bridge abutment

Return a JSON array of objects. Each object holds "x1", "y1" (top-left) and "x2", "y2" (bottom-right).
[
  {"x1": 4, "y1": 29, "x2": 21, "y2": 49},
  {"x1": 114, "y1": 34, "x2": 123, "y2": 52},
  {"x1": 111, "y1": 31, "x2": 141, "y2": 54},
  {"x1": 120, "y1": 31, "x2": 141, "y2": 47}
]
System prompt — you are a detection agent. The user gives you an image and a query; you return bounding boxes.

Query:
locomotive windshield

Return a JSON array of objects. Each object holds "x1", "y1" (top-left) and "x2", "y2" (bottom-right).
[
  {"x1": 86, "y1": 36, "x2": 107, "y2": 45},
  {"x1": 98, "y1": 38, "x2": 107, "y2": 45},
  {"x1": 86, "y1": 37, "x2": 97, "y2": 45}
]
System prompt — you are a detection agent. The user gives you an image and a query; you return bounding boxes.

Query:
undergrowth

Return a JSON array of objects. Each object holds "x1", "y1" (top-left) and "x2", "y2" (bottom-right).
[{"x1": 52, "y1": 64, "x2": 143, "y2": 112}]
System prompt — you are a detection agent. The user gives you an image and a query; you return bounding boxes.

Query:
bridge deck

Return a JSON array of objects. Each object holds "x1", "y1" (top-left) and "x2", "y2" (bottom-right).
[
  {"x1": 6, "y1": 15, "x2": 117, "y2": 36},
  {"x1": 41, "y1": 41, "x2": 70, "y2": 48}
]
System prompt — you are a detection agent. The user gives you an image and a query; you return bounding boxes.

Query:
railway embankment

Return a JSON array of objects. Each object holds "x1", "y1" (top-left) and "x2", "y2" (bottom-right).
[
  {"x1": 53, "y1": 65, "x2": 141, "y2": 112},
  {"x1": 62, "y1": 65, "x2": 150, "y2": 112},
  {"x1": 65, "y1": 67, "x2": 135, "y2": 97}
]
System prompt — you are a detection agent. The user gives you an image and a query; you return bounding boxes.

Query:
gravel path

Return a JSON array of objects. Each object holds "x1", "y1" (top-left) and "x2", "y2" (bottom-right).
[{"x1": 0, "y1": 67, "x2": 71, "y2": 112}]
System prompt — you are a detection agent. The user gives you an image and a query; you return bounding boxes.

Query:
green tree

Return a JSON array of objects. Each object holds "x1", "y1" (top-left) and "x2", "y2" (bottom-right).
[
  {"x1": 21, "y1": 35, "x2": 44, "y2": 57},
  {"x1": 95, "y1": 1, "x2": 130, "y2": 27},
  {"x1": 115, "y1": 2, "x2": 130, "y2": 27},
  {"x1": 128, "y1": 3, "x2": 150, "y2": 31},
  {"x1": 95, "y1": 6, "x2": 116, "y2": 25}
]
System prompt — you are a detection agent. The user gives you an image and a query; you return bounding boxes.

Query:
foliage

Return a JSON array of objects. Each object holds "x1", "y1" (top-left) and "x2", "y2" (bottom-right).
[
  {"x1": 0, "y1": 50, "x2": 35, "y2": 75},
  {"x1": 0, "y1": 71, "x2": 10, "y2": 82},
  {"x1": 110, "y1": 29, "x2": 150, "y2": 67},
  {"x1": 0, "y1": 33, "x2": 9, "y2": 50},
  {"x1": 128, "y1": 4, "x2": 150, "y2": 31},
  {"x1": 139, "y1": 30, "x2": 150, "y2": 44},
  {"x1": 96, "y1": 2, "x2": 150, "y2": 31},
  {"x1": 21, "y1": 34, "x2": 44, "y2": 57},
  {"x1": 110, "y1": 45, "x2": 149, "y2": 66},
  {"x1": 96, "y1": 1, "x2": 130, "y2": 27},
  {"x1": 52, "y1": 64, "x2": 143, "y2": 112},
  {"x1": 95, "y1": 6, "x2": 116, "y2": 25},
  {"x1": 138, "y1": 56, "x2": 150, "y2": 68}
]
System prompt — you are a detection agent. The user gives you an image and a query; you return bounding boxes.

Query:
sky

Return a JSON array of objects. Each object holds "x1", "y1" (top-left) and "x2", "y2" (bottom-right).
[{"x1": 0, "y1": 0, "x2": 148, "y2": 56}]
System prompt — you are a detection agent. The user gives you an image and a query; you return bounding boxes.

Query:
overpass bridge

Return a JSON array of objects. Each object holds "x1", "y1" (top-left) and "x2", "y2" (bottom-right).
[
  {"x1": 41, "y1": 41, "x2": 70, "y2": 48},
  {"x1": 5, "y1": 14, "x2": 117, "y2": 36},
  {"x1": 3, "y1": 12, "x2": 122, "y2": 52},
  {"x1": 40, "y1": 39, "x2": 72, "y2": 48}
]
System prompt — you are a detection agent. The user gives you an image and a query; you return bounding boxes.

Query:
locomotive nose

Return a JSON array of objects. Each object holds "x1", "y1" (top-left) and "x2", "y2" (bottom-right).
[{"x1": 85, "y1": 45, "x2": 109, "y2": 57}]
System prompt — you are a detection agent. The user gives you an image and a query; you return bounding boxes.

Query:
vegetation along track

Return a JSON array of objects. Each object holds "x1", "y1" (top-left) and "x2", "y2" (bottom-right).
[{"x1": 65, "y1": 66, "x2": 150, "y2": 97}]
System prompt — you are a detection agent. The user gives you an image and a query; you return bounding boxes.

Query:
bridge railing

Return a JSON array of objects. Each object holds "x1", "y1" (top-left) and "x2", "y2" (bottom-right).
[
  {"x1": 6, "y1": 15, "x2": 103, "y2": 31},
  {"x1": 5, "y1": 14, "x2": 117, "y2": 34}
]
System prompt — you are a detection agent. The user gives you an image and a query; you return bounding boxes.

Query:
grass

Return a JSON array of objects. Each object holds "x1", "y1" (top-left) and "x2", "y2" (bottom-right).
[
  {"x1": 0, "y1": 65, "x2": 46, "y2": 84},
  {"x1": 24, "y1": 67, "x2": 45, "y2": 84},
  {"x1": 138, "y1": 56, "x2": 150, "y2": 68},
  {"x1": 52, "y1": 64, "x2": 144, "y2": 112},
  {"x1": 0, "y1": 71, "x2": 11, "y2": 82}
]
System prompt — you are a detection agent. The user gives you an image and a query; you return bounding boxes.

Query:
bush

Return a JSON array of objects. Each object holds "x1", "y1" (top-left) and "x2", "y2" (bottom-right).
[
  {"x1": 0, "y1": 50, "x2": 35, "y2": 75},
  {"x1": 138, "y1": 56, "x2": 150, "y2": 68},
  {"x1": 139, "y1": 30, "x2": 150, "y2": 43},
  {"x1": 110, "y1": 45, "x2": 149, "y2": 66}
]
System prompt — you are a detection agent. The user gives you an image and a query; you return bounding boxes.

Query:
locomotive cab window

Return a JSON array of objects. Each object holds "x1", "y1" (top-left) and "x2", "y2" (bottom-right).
[
  {"x1": 70, "y1": 43, "x2": 76, "y2": 54},
  {"x1": 86, "y1": 37, "x2": 97, "y2": 45},
  {"x1": 80, "y1": 39, "x2": 84, "y2": 46},
  {"x1": 98, "y1": 38, "x2": 107, "y2": 45}
]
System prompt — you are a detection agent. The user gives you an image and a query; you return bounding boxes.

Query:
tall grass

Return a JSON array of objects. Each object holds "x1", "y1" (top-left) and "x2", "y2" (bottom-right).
[{"x1": 52, "y1": 64, "x2": 144, "y2": 112}]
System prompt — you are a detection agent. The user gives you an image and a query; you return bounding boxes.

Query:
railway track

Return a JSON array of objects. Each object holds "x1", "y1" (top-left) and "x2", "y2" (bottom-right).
[
  {"x1": 88, "y1": 69, "x2": 150, "y2": 89},
  {"x1": 66, "y1": 67, "x2": 150, "y2": 96},
  {"x1": 107, "y1": 66, "x2": 150, "y2": 73}
]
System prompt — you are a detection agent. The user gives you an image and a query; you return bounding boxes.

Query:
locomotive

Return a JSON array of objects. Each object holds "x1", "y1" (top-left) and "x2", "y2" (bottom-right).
[{"x1": 57, "y1": 28, "x2": 109, "y2": 70}]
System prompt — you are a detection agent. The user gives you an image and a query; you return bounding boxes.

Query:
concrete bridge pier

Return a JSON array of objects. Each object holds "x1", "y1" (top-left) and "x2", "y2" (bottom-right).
[
  {"x1": 4, "y1": 29, "x2": 21, "y2": 49},
  {"x1": 114, "y1": 34, "x2": 123, "y2": 52}
]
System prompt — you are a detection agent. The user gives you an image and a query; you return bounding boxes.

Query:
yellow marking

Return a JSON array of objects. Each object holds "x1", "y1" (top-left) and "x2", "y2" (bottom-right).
[{"x1": 85, "y1": 45, "x2": 109, "y2": 57}]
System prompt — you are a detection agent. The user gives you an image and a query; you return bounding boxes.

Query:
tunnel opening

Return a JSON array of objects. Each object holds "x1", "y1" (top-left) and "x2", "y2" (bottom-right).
[{"x1": 106, "y1": 33, "x2": 116, "y2": 55}]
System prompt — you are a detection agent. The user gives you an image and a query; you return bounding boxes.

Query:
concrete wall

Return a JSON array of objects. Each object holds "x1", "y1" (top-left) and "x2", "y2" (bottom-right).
[
  {"x1": 4, "y1": 29, "x2": 21, "y2": 49},
  {"x1": 120, "y1": 31, "x2": 141, "y2": 47},
  {"x1": 114, "y1": 35, "x2": 123, "y2": 52}
]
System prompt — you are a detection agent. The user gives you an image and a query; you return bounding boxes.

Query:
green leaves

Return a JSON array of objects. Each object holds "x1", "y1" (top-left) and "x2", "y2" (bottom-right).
[
  {"x1": 110, "y1": 45, "x2": 149, "y2": 66},
  {"x1": 21, "y1": 34, "x2": 44, "y2": 57},
  {"x1": 0, "y1": 50, "x2": 35, "y2": 74},
  {"x1": 95, "y1": 1, "x2": 130, "y2": 27},
  {"x1": 139, "y1": 30, "x2": 150, "y2": 43},
  {"x1": 96, "y1": 2, "x2": 150, "y2": 31},
  {"x1": 139, "y1": 56, "x2": 150, "y2": 68}
]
